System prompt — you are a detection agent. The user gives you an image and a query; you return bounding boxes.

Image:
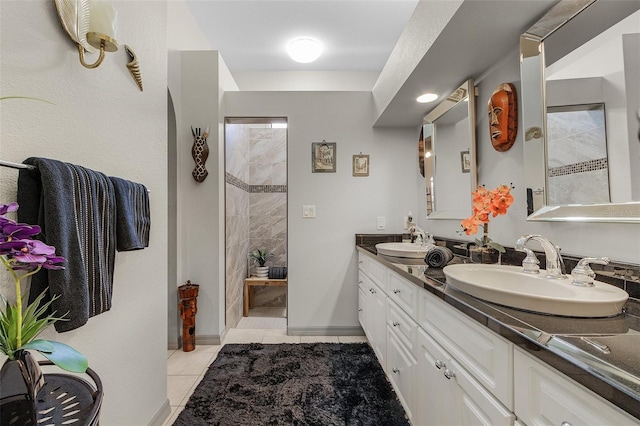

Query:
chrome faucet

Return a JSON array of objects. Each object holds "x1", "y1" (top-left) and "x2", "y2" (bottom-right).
[
  {"x1": 515, "y1": 234, "x2": 567, "y2": 279},
  {"x1": 409, "y1": 226, "x2": 432, "y2": 246}
]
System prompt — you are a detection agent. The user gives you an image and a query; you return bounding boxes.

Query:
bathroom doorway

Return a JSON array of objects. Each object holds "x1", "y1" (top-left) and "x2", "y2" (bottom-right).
[{"x1": 224, "y1": 118, "x2": 288, "y2": 331}]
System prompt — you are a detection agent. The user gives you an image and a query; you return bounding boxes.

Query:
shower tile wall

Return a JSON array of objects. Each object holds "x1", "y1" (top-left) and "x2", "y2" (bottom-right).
[
  {"x1": 225, "y1": 124, "x2": 250, "y2": 329},
  {"x1": 248, "y1": 128, "x2": 287, "y2": 309},
  {"x1": 225, "y1": 124, "x2": 287, "y2": 328},
  {"x1": 547, "y1": 108, "x2": 610, "y2": 204}
]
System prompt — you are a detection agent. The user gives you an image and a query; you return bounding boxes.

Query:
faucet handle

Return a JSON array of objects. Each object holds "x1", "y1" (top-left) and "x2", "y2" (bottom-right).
[
  {"x1": 571, "y1": 257, "x2": 610, "y2": 287},
  {"x1": 520, "y1": 248, "x2": 540, "y2": 274}
]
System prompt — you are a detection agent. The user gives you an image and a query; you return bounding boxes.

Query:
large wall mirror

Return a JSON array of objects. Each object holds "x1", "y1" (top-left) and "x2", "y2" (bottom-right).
[
  {"x1": 423, "y1": 79, "x2": 477, "y2": 220},
  {"x1": 520, "y1": 0, "x2": 640, "y2": 223}
]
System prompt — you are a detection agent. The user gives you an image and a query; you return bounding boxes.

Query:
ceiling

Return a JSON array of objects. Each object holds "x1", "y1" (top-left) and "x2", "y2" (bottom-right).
[
  {"x1": 185, "y1": 0, "x2": 420, "y2": 72},
  {"x1": 183, "y1": 0, "x2": 558, "y2": 127}
]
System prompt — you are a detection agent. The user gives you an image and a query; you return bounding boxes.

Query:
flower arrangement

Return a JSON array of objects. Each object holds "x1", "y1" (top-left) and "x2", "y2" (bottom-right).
[
  {"x1": 460, "y1": 184, "x2": 514, "y2": 253},
  {"x1": 0, "y1": 202, "x2": 87, "y2": 373},
  {"x1": 249, "y1": 248, "x2": 271, "y2": 267}
]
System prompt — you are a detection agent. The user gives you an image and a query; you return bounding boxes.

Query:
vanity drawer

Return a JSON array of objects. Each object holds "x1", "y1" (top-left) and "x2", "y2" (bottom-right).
[
  {"x1": 418, "y1": 289, "x2": 513, "y2": 410},
  {"x1": 387, "y1": 270, "x2": 418, "y2": 320},
  {"x1": 514, "y1": 348, "x2": 639, "y2": 426},
  {"x1": 387, "y1": 299, "x2": 417, "y2": 353},
  {"x1": 387, "y1": 326, "x2": 417, "y2": 422},
  {"x1": 359, "y1": 254, "x2": 387, "y2": 288}
]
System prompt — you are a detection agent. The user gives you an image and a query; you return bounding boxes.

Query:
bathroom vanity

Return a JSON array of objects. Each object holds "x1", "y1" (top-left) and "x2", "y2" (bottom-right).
[{"x1": 356, "y1": 242, "x2": 640, "y2": 425}]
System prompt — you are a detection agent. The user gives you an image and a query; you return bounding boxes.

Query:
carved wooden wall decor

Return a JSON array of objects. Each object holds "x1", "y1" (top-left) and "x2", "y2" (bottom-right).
[{"x1": 191, "y1": 126, "x2": 210, "y2": 182}]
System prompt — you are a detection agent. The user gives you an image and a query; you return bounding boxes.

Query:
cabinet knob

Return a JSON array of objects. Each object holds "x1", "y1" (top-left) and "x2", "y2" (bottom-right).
[
  {"x1": 392, "y1": 367, "x2": 400, "y2": 374},
  {"x1": 358, "y1": 280, "x2": 363, "y2": 284},
  {"x1": 358, "y1": 260, "x2": 363, "y2": 264},
  {"x1": 392, "y1": 321, "x2": 400, "y2": 327},
  {"x1": 435, "y1": 360, "x2": 445, "y2": 369},
  {"x1": 444, "y1": 369, "x2": 456, "y2": 380},
  {"x1": 371, "y1": 288, "x2": 376, "y2": 294},
  {"x1": 393, "y1": 289, "x2": 400, "y2": 294},
  {"x1": 358, "y1": 308, "x2": 363, "y2": 312},
  {"x1": 561, "y1": 422, "x2": 573, "y2": 426}
]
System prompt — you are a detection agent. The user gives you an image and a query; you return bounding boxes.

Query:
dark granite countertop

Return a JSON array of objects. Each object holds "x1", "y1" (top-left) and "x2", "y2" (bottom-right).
[{"x1": 356, "y1": 243, "x2": 640, "y2": 421}]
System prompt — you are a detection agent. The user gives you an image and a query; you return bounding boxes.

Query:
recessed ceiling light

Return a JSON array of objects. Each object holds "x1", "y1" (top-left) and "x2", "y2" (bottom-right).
[
  {"x1": 286, "y1": 37, "x2": 323, "y2": 63},
  {"x1": 416, "y1": 93, "x2": 438, "y2": 103}
]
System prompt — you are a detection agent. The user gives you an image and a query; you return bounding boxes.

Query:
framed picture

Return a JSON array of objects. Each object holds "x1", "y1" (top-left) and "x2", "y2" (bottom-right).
[
  {"x1": 352, "y1": 154, "x2": 369, "y2": 177},
  {"x1": 312, "y1": 142, "x2": 336, "y2": 173},
  {"x1": 460, "y1": 150, "x2": 471, "y2": 173}
]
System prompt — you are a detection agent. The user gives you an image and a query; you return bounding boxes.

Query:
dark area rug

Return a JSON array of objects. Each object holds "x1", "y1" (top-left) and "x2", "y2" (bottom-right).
[{"x1": 173, "y1": 342, "x2": 410, "y2": 426}]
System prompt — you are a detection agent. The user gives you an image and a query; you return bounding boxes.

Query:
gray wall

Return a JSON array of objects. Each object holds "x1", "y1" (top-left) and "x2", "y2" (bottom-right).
[{"x1": 225, "y1": 91, "x2": 423, "y2": 334}]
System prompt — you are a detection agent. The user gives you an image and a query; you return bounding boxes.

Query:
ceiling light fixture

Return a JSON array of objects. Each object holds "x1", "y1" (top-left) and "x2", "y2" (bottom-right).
[
  {"x1": 416, "y1": 93, "x2": 438, "y2": 103},
  {"x1": 286, "y1": 37, "x2": 323, "y2": 63}
]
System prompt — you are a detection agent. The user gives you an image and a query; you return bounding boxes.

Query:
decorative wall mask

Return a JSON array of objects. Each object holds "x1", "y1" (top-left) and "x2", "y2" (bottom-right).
[
  {"x1": 488, "y1": 83, "x2": 518, "y2": 152},
  {"x1": 125, "y1": 45, "x2": 143, "y2": 91},
  {"x1": 191, "y1": 126, "x2": 210, "y2": 183}
]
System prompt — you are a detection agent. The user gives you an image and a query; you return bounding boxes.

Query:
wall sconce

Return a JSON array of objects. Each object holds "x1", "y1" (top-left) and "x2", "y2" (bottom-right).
[{"x1": 54, "y1": 0, "x2": 118, "y2": 69}]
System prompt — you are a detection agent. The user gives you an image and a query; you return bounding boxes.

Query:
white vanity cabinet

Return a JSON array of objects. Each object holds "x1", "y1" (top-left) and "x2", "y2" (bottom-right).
[
  {"x1": 358, "y1": 254, "x2": 387, "y2": 370},
  {"x1": 514, "y1": 348, "x2": 640, "y2": 426},
  {"x1": 415, "y1": 327, "x2": 515, "y2": 426}
]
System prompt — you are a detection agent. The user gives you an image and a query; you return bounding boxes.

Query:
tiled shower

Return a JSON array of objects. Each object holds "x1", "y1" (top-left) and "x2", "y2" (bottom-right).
[{"x1": 225, "y1": 120, "x2": 288, "y2": 329}]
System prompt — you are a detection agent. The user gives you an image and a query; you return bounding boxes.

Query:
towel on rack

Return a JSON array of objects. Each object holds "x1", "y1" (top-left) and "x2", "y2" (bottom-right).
[
  {"x1": 17, "y1": 157, "x2": 116, "y2": 332},
  {"x1": 424, "y1": 246, "x2": 454, "y2": 268},
  {"x1": 109, "y1": 176, "x2": 150, "y2": 251}
]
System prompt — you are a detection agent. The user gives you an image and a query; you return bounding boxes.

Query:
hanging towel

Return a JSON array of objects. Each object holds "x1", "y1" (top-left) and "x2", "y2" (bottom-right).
[
  {"x1": 424, "y1": 246, "x2": 454, "y2": 268},
  {"x1": 109, "y1": 176, "x2": 150, "y2": 251},
  {"x1": 17, "y1": 157, "x2": 116, "y2": 332}
]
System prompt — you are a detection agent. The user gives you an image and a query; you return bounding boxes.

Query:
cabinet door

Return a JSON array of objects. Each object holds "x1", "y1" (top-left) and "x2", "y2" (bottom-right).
[
  {"x1": 416, "y1": 328, "x2": 515, "y2": 426},
  {"x1": 514, "y1": 348, "x2": 639, "y2": 426},
  {"x1": 415, "y1": 328, "x2": 458, "y2": 426},
  {"x1": 370, "y1": 282, "x2": 387, "y2": 370},
  {"x1": 358, "y1": 285, "x2": 366, "y2": 330},
  {"x1": 387, "y1": 328, "x2": 417, "y2": 422}
]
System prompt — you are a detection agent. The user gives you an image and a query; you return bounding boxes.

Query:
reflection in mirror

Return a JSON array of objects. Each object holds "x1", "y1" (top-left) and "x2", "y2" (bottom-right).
[
  {"x1": 520, "y1": 0, "x2": 640, "y2": 222},
  {"x1": 423, "y1": 79, "x2": 477, "y2": 220}
]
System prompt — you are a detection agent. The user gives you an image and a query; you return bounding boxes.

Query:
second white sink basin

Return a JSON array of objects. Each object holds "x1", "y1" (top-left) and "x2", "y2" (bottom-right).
[
  {"x1": 375, "y1": 242, "x2": 434, "y2": 258},
  {"x1": 443, "y1": 264, "x2": 628, "y2": 318}
]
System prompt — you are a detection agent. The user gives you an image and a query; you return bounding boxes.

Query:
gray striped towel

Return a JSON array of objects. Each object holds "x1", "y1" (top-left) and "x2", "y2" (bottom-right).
[
  {"x1": 18, "y1": 157, "x2": 116, "y2": 332},
  {"x1": 109, "y1": 176, "x2": 150, "y2": 251}
]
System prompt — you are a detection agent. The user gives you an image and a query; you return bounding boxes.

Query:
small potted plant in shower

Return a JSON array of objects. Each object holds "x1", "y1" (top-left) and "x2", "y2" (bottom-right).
[{"x1": 249, "y1": 248, "x2": 271, "y2": 278}]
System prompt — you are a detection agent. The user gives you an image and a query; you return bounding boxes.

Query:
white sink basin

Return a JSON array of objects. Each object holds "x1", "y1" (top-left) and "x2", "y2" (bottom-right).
[
  {"x1": 375, "y1": 242, "x2": 434, "y2": 258},
  {"x1": 443, "y1": 264, "x2": 628, "y2": 318}
]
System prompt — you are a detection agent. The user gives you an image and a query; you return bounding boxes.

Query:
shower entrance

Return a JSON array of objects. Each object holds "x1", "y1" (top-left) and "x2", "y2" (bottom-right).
[{"x1": 224, "y1": 117, "x2": 288, "y2": 330}]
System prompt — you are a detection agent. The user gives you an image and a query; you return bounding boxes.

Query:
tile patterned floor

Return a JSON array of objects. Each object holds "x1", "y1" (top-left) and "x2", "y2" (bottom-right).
[{"x1": 163, "y1": 309, "x2": 368, "y2": 425}]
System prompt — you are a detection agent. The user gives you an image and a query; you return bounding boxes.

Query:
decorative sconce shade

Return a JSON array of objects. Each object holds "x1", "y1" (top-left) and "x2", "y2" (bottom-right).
[{"x1": 54, "y1": 0, "x2": 119, "y2": 69}]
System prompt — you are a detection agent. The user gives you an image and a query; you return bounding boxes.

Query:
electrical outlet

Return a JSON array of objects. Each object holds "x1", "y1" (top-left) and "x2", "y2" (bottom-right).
[{"x1": 377, "y1": 216, "x2": 386, "y2": 230}]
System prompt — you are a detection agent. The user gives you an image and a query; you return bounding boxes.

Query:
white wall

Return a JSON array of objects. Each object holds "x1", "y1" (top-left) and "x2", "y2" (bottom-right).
[
  {"x1": 0, "y1": 1, "x2": 169, "y2": 424},
  {"x1": 420, "y1": 48, "x2": 640, "y2": 264},
  {"x1": 225, "y1": 91, "x2": 422, "y2": 333}
]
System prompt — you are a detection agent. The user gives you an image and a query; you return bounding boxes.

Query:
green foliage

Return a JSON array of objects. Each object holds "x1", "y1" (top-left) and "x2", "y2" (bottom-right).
[{"x1": 249, "y1": 248, "x2": 271, "y2": 267}]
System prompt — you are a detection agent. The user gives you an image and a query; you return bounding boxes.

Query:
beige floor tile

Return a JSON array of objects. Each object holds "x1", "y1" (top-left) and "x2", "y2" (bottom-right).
[
  {"x1": 167, "y1": 350, "x2": 217, "y2": 375},
  {"x1": 167, "y1": 375, "x2": 199, "y2": 406},
  {"x1": 338, "y1": 336, "x2": 369, "y2": 343},
  {"x1": 261, "y1": 335, "x2": 301, "y2": 344},
  {"x1": 300, "y1": 336, "x2": 340, "y2": 343}
]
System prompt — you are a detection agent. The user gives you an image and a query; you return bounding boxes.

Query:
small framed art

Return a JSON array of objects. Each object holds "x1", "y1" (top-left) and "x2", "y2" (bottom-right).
[
  {"x1": 352, "y1": 154, "x2": 369, "y2": 177},
  {"x1": 460, "y1": 150, "x2": 471, "y2": 173},
  {"x1": 312, "y1": 142, "x2": 336, "y2": 173}
]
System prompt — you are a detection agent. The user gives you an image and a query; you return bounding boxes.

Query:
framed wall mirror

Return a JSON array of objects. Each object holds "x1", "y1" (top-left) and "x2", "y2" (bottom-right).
[
  {"x1": 520, "y1": 0, "x2": 640, "y2": 223},
  {"x1": 423, "y1": 79, "x2": 477, "y2": 220}
]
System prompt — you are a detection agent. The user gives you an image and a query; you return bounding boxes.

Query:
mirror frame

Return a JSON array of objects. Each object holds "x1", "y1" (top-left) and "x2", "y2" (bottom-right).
[
  {"x1": 520, "y1": 0, "x2": 640, "y2": 223},
  {"x1": 423, "y1": 79, "x2": 478, "y2": 220}
]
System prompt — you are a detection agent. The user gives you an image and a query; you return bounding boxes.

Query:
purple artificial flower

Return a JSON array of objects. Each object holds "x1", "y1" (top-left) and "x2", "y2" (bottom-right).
[
  {"x1": 0, "y1": 203, "x2": 18, "y2": 216},
  {"x1": 1, "y1": 222, "x2": 42, "y2": 240}
]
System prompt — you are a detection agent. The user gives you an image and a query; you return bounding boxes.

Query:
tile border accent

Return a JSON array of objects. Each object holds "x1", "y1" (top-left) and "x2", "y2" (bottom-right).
[
  {"x1": 225, "y1": 172, "x2": 287, "y2": 193},
  {"x1": 548, "y1": 157, "x2": 607, "y2": 177}
]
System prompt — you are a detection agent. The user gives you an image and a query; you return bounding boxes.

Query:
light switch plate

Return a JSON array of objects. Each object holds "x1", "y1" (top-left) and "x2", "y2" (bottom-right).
[
  {"x1": 303, "y1": 205, "x2": 316, "y2": 218},
  {"x1": 377, "y1": 216, "x2": 385, "y2": 230}
]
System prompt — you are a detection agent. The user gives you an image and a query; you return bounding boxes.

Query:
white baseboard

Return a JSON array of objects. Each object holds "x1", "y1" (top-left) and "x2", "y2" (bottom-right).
[{"x1": 148, "y1": 398, "x2": 171, "y2": 426}]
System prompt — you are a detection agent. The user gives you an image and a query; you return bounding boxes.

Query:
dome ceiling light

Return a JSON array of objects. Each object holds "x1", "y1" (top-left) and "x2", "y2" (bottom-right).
[
  {"x1": 416, "y1": 93, "x2": 438, "y2": 103},
  {"x1": 286, "y1": 37, "x2": 323, "y2": 63}
]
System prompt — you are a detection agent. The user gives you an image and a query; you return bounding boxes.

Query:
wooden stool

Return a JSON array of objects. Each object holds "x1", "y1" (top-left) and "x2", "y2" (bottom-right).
[{"x1": 244, "y1": 276, "x2": 287, "y2": 316}]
